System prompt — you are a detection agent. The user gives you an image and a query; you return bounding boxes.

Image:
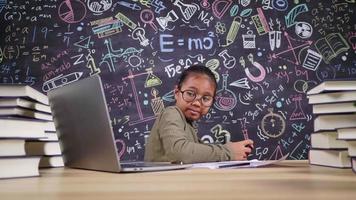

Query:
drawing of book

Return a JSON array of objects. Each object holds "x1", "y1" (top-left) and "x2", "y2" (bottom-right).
[{"x1": 314, "y1": 33, "x2": 350, "y2": 64}]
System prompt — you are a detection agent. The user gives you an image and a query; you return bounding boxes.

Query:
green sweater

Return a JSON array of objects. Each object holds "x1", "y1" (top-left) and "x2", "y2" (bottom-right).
[{"x1": 144, "y1": 106, "x2": 233, "y2": 164}]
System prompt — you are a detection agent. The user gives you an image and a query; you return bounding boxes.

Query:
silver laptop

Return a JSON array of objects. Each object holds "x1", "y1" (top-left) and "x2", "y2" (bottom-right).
[{"x1": 47, "y1": 75, "x2": 190, "y2": 172}]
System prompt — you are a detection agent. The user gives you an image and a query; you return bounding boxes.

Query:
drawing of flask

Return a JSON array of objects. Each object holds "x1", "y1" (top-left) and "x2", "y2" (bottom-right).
[
  {"x1": 173, "y1": 0, "x2": 198, "y2": 21},
  {"x1": 156, "y1": 10, "x2": 178, "y2": 30},
  {"x1": 214, "y1": 74, "x2": 237, "y2": 111}
]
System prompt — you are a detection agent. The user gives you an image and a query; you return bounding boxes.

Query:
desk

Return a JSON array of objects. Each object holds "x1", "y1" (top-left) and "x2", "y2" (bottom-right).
[{"x1": 0, "y1": 161, "x2": 355, "y2": 200}]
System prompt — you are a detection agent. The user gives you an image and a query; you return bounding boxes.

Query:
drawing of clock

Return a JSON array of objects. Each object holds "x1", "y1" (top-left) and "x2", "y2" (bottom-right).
[{"x1": 261, "y1": 108, "x2": 286, "y2": 138}]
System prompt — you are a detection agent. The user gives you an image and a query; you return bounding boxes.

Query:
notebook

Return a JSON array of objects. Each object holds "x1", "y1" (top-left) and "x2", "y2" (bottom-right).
[{"x1": 47, "y1": 75, "x2": 191, "y2": 172}]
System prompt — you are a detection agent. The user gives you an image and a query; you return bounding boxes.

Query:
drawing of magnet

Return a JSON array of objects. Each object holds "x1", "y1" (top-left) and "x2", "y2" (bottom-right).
[{"x1": 42, "y1": 72, "x2": 83, "y2": 92}]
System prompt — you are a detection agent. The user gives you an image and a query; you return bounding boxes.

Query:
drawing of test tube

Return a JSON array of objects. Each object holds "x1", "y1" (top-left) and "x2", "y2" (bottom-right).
[
  {"x1": 156, "y1": 10, "x2": 178, "y2": 30},
  {"x1": 269, "y1": 31, "x2": 281, "y2": 51},
  {"x1": 42, "y1": 72, "x2": 83, "y2": 92},
  {"x1": 132, "y1": 27, "x2": 149, "y2": 47},
  {"x1": 218, "y1": 49, "x2": 236, "y2": 69},
  {"x1": 223, "y1": 16, "x2": 241, "y2": 47}
]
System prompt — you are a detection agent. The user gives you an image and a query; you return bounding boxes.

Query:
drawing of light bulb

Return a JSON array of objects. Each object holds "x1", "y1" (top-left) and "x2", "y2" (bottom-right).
[
  {"x1": 156, "y1": 10, "x2": 178, "y2": 30},
  {"x1": 218, "y1": 49, "x2": 236, "y2": 69},
  {"x1": 173, "y1": 0, "x2": 199, "y2": 21},
  {"x1": 214, "y1": 74, "x2": 237, "y2": 111},
  {"x1": 132, "y1": 27, "x2": 149, "y2": 47}
]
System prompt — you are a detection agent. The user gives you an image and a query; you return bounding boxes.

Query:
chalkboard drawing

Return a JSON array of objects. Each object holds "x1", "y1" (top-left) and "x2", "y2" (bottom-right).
[
  {"x1": 115, "y1": 12, "x2": 137, "y2": 30},
  {"x1": 150, "y1": 88, "x2": 165, "y2": 116},
  {"x1": 214, "y1": 74, "x2": 237, "y2": 111},
  {"x1": 240, "y1": 54, "x2": 266, "y2": 83},
  {"x1": 144, "y1": 68, "x2": 162, "y2": 88},
  {"x1": 0, "y1": 0, "x2": 6, "y2": 13},
  {"x1": 302, "y1": 49, "x2": 322, "y2": 71},
  {"x1": 229, "y1": 78, "x2": 250, "y2": 89},
  {"x1": 87, "y1": 0, "x2": 112, "y2": 15},
  {"x1": 74, "y1": 36, "x2": 92, "y2": 49},
  {"x1": 162, "y1": 90, "x2": 175, "y2": 103},
  {"x1": 86, "y1": 50, "x2": 101, "y2": 76},
  {"x1": 156, "y1": 10, "x2": 178, "y2": 30},
  {"x1": 295, "y1": 22, "x2": 312, "y2": 39},
  {"x1": 113, "y1": 1, "x2": 141, "y2": 11},
  {"x1": 348, "y1": 32, "x2": 356, "y2": 50},
  {"x1": 267, "y1": 32, "x2": 312, "y2": 65},
  {"x1": 242, "y1": 30, "x2": 256, "y2": 49},
  {"x1": 92, "y1": 20, "x2": 123, "y2": 38},
  {"x1": 200, "y1": 0, "x2": 211, "y2": 9},
  {"x1": 211, "y1": 124, "x2": 231, "y2": 144},
  {"x1": 218, "y1": 50, "x2": 236, "y2": 69},
  {"x1": 115, "y1": 139, "x2": 126, "y2": 159},
  {"x1": 122, "y1": 70, "x2": 156, "y2": 126},
  {"x1": 285, "y1": 4, "x2": 308, "y2": 28},
  {"x1": 173, "y1": 0, "x2": 199, "y2": 21},
  {"x1": 140, "y1": 9, "x2": 158, "y2": 32},
  {"x1": 222, "y1": 16, "x2": 241, "y2": 47},
  {"x1": 58, "y1": 0, "x2": 87, "y2": 24},
  {"x1": 251, "y1": 8, "x2": 269, "y2": 35},
  {"x1": 212, "y1": 0, "x2": 232, "y2": 19},
  {"x1": 261, "y1": 108, "x2": 286, "y2": 138},
  {"x1": 269, "y1": 145, "x2": 284, "y2": 160},
  {"x1": 132, "y1": 27, "x2": 149, "y2": 47},
  {"x1": 205, "y1": 59, "x2": 220, "y2": 82},
  {"x1": 289, "y1": 94, "x2": 306, "y2": 120},
  {"x1": 268, "y1": 30, "x2": 281, "y2": 51},
  {"x1": 42, "y1": 72, "x2": 83, "y2": 92},
  {"x1": 314, "y1": 33, "x2": 350, "y2": 64},
  {"x1": 0, "y1": 47, "x2": 3, "y2": 63}
]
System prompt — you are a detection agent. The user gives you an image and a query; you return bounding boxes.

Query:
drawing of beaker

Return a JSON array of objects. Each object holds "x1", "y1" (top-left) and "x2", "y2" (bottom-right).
[
  {"x1": 214, "y1": 74, "x2": 237, "y2": 111},
  {"x1": 173, "y1": 0, "x2": 198, "y2": 21},
  {"x1": 156, "y1": 10, "x2": 178, "y2": 30},
  {"x1": 290, "y1": 94, "x2": 306, "y2": 120},
  {"x1": 218, "y1": 49, "x2": 236, "y2": 69},
  {"x1": 145, "y1": 68, "x2": 162, "y2": 88}
]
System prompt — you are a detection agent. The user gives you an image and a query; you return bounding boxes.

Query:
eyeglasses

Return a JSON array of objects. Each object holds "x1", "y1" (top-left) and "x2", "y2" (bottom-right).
[{"x1": 179, "y1": 90, "x2": 214, "y2": 107}]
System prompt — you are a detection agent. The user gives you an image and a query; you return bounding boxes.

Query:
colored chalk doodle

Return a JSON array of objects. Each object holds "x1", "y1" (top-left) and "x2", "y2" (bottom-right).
[{"x1": 1, "y1": 0, "x2": 355, "y2": 161}]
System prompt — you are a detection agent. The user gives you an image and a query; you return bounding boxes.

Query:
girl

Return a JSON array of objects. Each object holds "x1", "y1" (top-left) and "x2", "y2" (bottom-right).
[{"x1": 144, "y1": 65, "x2": 254, "y2": 164}]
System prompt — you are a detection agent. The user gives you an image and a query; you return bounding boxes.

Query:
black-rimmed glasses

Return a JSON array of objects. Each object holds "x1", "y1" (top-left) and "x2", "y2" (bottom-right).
[{"x1": 179, "y1": 90, "x2": 214, "y2": 107}]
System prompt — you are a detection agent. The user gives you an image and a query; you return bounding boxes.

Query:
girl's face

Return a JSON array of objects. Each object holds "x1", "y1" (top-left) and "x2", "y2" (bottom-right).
[{"x1": 174, "y1": 74, "x2": 216, "y2": 122}]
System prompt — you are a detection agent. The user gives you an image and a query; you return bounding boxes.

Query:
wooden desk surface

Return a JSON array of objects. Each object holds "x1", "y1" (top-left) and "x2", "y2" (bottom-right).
[{"x1": 1, "y1": 160, "x2": 355, "y2": 200}]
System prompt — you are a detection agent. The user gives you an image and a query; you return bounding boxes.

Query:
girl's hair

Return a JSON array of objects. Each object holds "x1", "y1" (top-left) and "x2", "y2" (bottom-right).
[{"x1": 177, "y1": 65, "x2": 217, "y2": 91}]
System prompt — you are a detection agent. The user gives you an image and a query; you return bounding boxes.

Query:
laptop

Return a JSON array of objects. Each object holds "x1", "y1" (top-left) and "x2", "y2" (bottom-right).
[{"x1": 47, "y1": 75, "x2": 191, "y2": 172}]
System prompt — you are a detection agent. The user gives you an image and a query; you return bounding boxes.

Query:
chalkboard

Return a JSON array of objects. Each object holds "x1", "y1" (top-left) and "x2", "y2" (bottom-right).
[{"x1": 1, "y1": 0, "x2": 355, "y2": 161}]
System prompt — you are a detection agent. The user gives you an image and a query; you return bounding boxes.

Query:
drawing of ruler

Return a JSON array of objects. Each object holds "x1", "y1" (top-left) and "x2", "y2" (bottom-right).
[{"x1": 115, "y1": 12, "x2": 137, "y2": 29}]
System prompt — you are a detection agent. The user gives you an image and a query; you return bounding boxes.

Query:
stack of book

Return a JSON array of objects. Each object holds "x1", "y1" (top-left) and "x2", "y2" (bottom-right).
[
  {"x1": 307, "y1": 80, "x2": 356, "y2": 171},
  {"x1": 0, "y1": 85, "x2": 63, "y2": 179}
]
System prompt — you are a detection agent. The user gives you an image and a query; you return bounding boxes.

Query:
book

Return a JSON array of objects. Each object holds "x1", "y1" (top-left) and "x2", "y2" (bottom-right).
[
  {"x1": 25, "y1": 141, "x2": 61, "y2": 156},
  {"x1": 311, "y1": 131, "x2": 348, "y2": 149},
  {"x1": 0, "y1": 117, "x2": 46, "y2": 138},
  {"x1": 352, "y1": 157, "x2": 356, "y2": 174},
  {"x1": 0, "y1": 84, "x2": 49, "y2": 105},
  {"x1": 44, "y1": 121, "x2": 56, "y2": 132},
  {"x1": 314, "y1": 114, "x2": 356, "y2": 132},
  {"x1": 309, "y1": 149, "x2": 351, "y2": 168},
  {"x1": 0, "y1": 139, "x2": 26, "y2": 156},
  {"x1": 0, "y1": 98, "x2": 51, "y2": 113},
  {"x1": 345, "y1": 140, "x2": 356, "y2": 157},
  {"x1": 0, "y1": 156, "x2": 41, "y2": 179},
  {"x1": 337, "y1": 128, "x2": 356, "y2": 140},
  {"x1": 0, "y1": 107, "x2": 53, "y2": 121},
  {"x1": 312, "y1": 102, "x2": 356, "y2": 114},
  {"x1": 307, "y1": 80, "x2": 356, "y2": 95},
  {"x1": 39, "y1": 155, "x2": 64, "y2": 168},
  {"x1": 38, "y1": 131, "x2": 59, "y2": 141},
  {"x1": 308, "y1": 91, "x2": 356, "y2": 104},
  {"x1": 314, "y1": 33, "x2": 350, "y2": 64}
]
